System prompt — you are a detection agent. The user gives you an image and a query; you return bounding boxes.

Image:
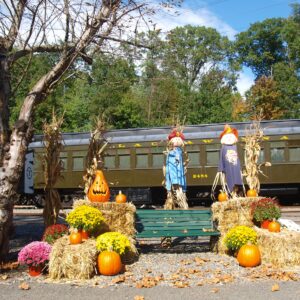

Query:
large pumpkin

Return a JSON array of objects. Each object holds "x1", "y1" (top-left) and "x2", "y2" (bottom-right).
[
  {"x1": 237, "y1": 244, "x2": 261, "y2": 268},
  {"x1": 97, "y1": 250, "x2": 123, "y2": 276},
  {"x1": 88, "y1": 170, "x2": 110, "y2": 202}
]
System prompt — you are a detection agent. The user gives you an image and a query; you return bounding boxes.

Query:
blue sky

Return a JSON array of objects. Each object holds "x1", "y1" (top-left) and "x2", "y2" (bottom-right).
[{"x1": 151, "y1": 0, "x2": 297, "y2": 94}]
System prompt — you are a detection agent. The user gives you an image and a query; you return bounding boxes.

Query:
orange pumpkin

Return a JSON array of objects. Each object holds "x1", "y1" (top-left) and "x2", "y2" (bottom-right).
[
  {"x1": 218, "y1": 192, "x2": 227, "y2": 202},
  {"x1": 88, "y1": 170, "x2": 110, "y2": 202},
  {"x1": 261, "y1": 220, "x2": 271, "y2": 229},
  {"x1": 97, "y1": 250, "x2": 123, "y2": 276},
  {"x1": 268, "y1": 220, "x2": 281, "y2": 232},
  {"x1": 69, "y1": 231, "x2": 82, "y2": 245},
  {"x1": 246, "y1": 189, "x2": 257, "y2": 197},
  {"x1": 116, "y1": 191, "x2": 127, "y2": 203},
  {"x1": 237, "y1": 244, "x2": 261, "y2": 268}
]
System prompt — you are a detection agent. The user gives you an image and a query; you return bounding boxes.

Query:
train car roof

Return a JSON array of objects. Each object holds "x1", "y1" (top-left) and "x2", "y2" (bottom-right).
[{"x1": 29, "y1": 119, "x2": 300, "y2": 148}]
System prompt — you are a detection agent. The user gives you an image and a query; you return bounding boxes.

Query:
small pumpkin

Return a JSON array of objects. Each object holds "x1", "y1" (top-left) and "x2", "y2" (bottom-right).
[
  {"x1": 261, "y1": 220, "x2": 271, "y2": 229},
  {"x1": 116, "y1": 190, "x2": 127, "y2": 203},
  {"x1": 268, "y1": 220, "x2": 281, "y2": 232},
  {"x1": 218, "y1": 191, "x2": 227, "y2": 202},
  {"x1": 97, "y1": 250, "x2": 123, "y2": 276},
  {"x1": 246, "y1": 189, "x2": 257, "y2": 197},
  {"x1": 237, "y1": 244, "x2": 261, "y2": 268},
  {"x1": 88, "y1": 170, "x2": 110, "y2": 202},
  {"x1": 69, "y1": 231, "x2": 82, "y2": 245}
]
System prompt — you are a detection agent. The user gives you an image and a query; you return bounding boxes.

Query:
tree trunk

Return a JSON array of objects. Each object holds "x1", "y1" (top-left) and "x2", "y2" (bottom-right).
[{"x1": 0, "y1": 1, "x2": 120, "y2": 261}]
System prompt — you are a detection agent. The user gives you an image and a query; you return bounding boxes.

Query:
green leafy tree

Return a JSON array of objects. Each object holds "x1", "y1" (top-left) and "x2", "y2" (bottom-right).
[{"x1": 235, "y1": 18, "x2": 287, "y2": 78}]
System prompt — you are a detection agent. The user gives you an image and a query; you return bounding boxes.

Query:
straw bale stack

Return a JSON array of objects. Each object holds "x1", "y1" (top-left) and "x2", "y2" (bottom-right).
[
  {"x1": 254, "y1": 227, "x2": 300, "y2": 267},
  {"x1": 211, "y1": 197, "x2": 261, "y2": 253},
  {"x1": 49, "y1": 200, "x2": 138, "y2": 280},
  {"x1": 73, "y1": 200, "x2": 136, "y2": 237},
  {"x1": 49, "y1": 236, "x2": 97, "y2": 280}
]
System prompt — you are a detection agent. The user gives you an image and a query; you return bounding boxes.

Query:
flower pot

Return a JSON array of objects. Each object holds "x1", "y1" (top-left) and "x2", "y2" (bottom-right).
[
  {"x1": 28, "y1": 265, "x2": 43, "y2": 277},
  {"x1": 261, "y1": 220, "x2": 271, "y2": 229},
  {"x1": 80, "y1": 229, "x2": 89, "y2": 240}
]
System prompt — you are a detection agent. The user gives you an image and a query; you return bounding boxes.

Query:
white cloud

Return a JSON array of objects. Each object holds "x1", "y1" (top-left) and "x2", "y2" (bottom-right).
[{"x1": 151, "y1": 6, "x2": 237, "y2": 39}]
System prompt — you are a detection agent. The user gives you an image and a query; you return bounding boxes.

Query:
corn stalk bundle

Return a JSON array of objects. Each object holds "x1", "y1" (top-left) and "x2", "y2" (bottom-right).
[
  {"x1": 243, "y1": 119, "x2": 270, "y2": 193},
  {"x1": 42, "y1": 111, "x2": 64, "y2": 226},
  {"x1": 83, "y1": 117, "x2": 108, "y2": 196}
]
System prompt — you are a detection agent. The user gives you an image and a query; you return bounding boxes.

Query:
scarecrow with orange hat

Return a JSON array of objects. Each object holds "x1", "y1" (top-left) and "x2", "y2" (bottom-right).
[
  {"x1": 217, "y1": 124, "x2": 243, "y2": 195},
  {"x1": 163, "y1": 128, "x2": 189, "y2": 209}
]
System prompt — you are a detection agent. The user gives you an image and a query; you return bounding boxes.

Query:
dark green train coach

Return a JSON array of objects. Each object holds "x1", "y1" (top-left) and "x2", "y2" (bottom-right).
[{"x1": 22, "y1": 119, "x2": 300, "y2": 207}]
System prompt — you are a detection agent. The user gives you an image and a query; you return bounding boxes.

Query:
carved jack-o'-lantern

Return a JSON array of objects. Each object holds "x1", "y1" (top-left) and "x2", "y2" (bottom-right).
[{"x1": 88, "y1": 170, "x2": 110, "y2": 202}]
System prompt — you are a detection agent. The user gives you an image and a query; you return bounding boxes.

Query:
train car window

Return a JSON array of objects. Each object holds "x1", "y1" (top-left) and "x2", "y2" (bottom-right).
[
  {"x1": 73, "y1": 157, "x2": 84, "y2": 171},
  {"x1": 136, "y1": 148, "x2": 150, "y2": 154},
  {"x1": 258, "y1": 149, "x2": 264, "y2": 164},
  {"x1": 152, "y1": 153, "x2": 164, "y2": 167},
  {"x1": 188, "y1": 152, "x2": 200, "y2": 166},
  {"x1": 206, "y1": 144, "x2": 220, "y2": 166},
  {"x1": 289, "y1": 147, "x2": 300, "y2": 162},
  {"x1": 59, "y1": 152, "x2": 68, "y2": 171},
  {"x1": 119, "y1": 155, "x2": 130, "y2": 169},
  {"x1": 270, "y1": 142, "x2": 285, "y2": 163},
  {"x1": 117, "y1": 149, "x2": 130, "y2": 155},
  {"x1": 151, "y1": 147, "x2": 164, "y2": 153},
  {"x1": 136, "y1": 154, "x2": 148, "y2": 168},
  {"x1": 104, "y1": 156, "x2": 115, "y2": 168}
]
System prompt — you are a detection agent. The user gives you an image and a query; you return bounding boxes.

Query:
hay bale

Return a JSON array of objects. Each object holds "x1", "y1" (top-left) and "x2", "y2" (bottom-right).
[
  {"x1": 73, "y1": 200, "x2": 136, "y2": 236},
  {"x1": 211, "y1": 197, "x2": 261, "y2": 253},
  {"x1": 254, "y1": 227, "x2": 300, "y2": 267},
  {"x1": 49, "y1": 236, "x2": 97, "y2": 280}
]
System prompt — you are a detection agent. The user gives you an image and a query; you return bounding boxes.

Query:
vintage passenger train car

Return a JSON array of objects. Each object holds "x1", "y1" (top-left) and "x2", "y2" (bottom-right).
[{"x1": 22, "y1": 119, "x2": 300, "y2": 207}]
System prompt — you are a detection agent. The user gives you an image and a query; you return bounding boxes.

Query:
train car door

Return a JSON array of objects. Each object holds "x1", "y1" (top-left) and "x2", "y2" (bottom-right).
[{"x1": 24, "y1": 150, "x2": 34, "y2": 194}]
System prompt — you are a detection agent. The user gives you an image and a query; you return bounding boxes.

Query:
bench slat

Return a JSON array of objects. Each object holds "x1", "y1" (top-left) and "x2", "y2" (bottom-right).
[
  {"x1": 135, "y1": 209, "x2": 219, "y2": 239},
  {"x1": 137, "y1": 229, "x2": 219, "y2": 238}
]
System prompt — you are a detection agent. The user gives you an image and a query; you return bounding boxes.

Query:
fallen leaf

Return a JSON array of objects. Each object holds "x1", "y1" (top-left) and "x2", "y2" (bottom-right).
[
  {"x1": 211, "y1": 288, "x2": 219, "y2": 293},
  {"x1": 19, "y1": 282, "x2": 30, "y2": 290},
  {"x1": 134, "y1": 296, "x2": 145, "y2": 300},
  {"x1": 112, "y1": 275, "x2": 125, "y2": 284},
  {"x1": 1, "y1": 274, "x2": 9, "y2": 280},
  {"x1": 271, "y1": 284, "x2": 280, "y2": 292},
  {"x1": 173, "y1": 281, "x2": 189, "y2": 288}
]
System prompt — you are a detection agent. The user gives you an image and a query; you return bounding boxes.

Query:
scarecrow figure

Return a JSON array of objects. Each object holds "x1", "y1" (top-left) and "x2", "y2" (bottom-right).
[
  {"x1": 164, "y1": 129, "x2": 188, "y2": 209},
  {"x1": 217, "y1": 124, "x2": 243, "y2": 196}
]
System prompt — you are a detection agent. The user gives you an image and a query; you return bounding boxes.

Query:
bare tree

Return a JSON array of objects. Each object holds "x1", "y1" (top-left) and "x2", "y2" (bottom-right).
[{"x1": 0, "y1": 0, "x2": 181, "y2": 261}]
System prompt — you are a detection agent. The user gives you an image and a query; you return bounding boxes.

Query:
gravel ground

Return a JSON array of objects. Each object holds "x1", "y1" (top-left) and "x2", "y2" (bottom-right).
[{"x1": 1, "y1": 215, "x2": 299, "y2": 300}]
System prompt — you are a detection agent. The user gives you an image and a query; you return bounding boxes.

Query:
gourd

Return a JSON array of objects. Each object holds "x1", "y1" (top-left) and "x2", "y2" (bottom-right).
[
  {"x1": 237, "y1": 244, "x2": 261, "y2": 268},
  {"x1": 218, "y1": 191, "x2": 227, "y2": 202},
  {"x1": 69, "y1": 231, "x2": 82, "y2": 245},
  {"x1": 97, "y1": 250, "x2": 123, "y2": 276},
  {"x1": 88, "y1": 170, "x2": 110, "y2": 202},
  {"x1": 116, "y1": 191, "x2": 127, "y2": 203},
  {"x1": 268, "y1": 220, "x2": 281, "y2": 232},
  {"x1": 246, "y1": 189, "x2": 257, "y2": 197}
]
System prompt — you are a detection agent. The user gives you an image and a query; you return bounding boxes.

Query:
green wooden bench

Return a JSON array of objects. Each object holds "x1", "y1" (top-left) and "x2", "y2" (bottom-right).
[{"x1": 135, "y1": 209, "x2": 219, "y2": 241}]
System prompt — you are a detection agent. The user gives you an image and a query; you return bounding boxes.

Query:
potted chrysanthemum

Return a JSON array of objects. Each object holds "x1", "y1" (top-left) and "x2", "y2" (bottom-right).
[{"x1": 18, "y1": 241, "x2": 52, "y2": 276}]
